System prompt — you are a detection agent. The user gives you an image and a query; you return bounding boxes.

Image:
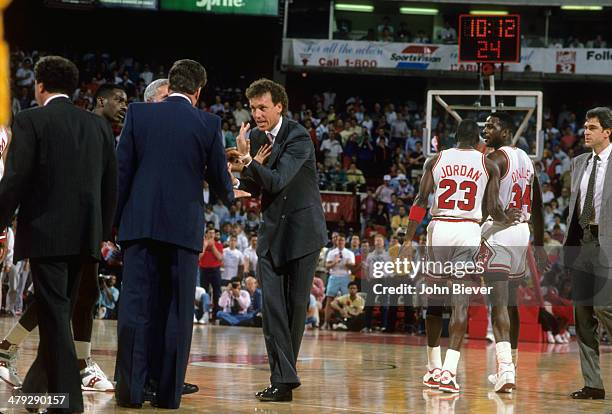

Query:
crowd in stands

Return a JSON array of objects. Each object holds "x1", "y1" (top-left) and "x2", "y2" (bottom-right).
[
  {"x1": 335, "y1": 15, "x2": 609, "y2": 50},
  {"x1": 4, "y1": 48, "x2": 608, "y2": 344}
]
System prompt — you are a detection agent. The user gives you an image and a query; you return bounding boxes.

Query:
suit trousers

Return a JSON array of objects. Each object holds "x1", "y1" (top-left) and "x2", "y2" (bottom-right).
[
  {"x1": 115, "y1": 240, "x2": 197, "y2": 408},
  {"x1": 570, "y1": 236, "x2": 612, "y2": 389},
  {"x1": 258, "y1": 250, "x2": 318, "y2": 386},
  {"x1": 26, "y1": 256, "x2": 89, "y2": 413}
]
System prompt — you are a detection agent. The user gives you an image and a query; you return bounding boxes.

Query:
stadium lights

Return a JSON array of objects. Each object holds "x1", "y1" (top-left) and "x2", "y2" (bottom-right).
[
  {"x1": 334, "y1": 3, "x2": 374, "y2": 12},
  {"x1": 399, "y1": 7, "x2": 439, "y2": 15},
  {"x1": 470, "y1": 10, "x2": 509, "y2": 15},
  {"x1": 560, "y1": 5, "x2": 603, "y2": 11}
]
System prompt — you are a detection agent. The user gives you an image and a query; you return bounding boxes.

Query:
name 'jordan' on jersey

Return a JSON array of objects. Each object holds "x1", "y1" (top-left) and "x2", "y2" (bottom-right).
[
  {"x1": 430, "y1": 148, "x2": 489, "y2": 221},
  {"x1": 497, "y1": 146, "x2": 534, "y2": 222}
]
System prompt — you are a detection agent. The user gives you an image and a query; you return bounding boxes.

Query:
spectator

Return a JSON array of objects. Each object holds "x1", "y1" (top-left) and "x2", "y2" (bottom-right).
[
  {"x1": 139, "y1": 63, "x2": 153, "y2": 85},
  {"x1": 323, "y1": 235, "x2": 356, "y2": 329},
  {"x1": 363, "y1": 234, "x2": 392, "y2": 332},
  {"x1": 233, "y1": 223, "x2": 249, "y2": 252},
  {"x1": 372, "y1": 202, "x2": 391, "y2": 228},
  {"x1": 320, "y1": 133, "x2": 343, "y2": 168},
  {"x1": 210, "y1": 95, "x2": 224, "y2": 114},
  {"x1": 213, "y1": 198, "x2": 230, "y2": 222},
  {"x1": 413, "y1": 30, "x2": 430, "y2": 43},
  {"x1": 223, "y1": 204, "x2": 245, "y2": 226},
  {"x1": 204, "y1": 204, "x2": 220, "y2": 230},
  {"x1": 541, "y1": 182, "x2": 555, "y2": 204},
  {"x1": 233, "y1": 101, "x2": 251, "y2": 126},
  {"x1": 199, "y1": 228, "x2": 224, "y2": 318},
  {"x1": 222, "y1": 235, "x2": 244, "y2": 282},
  {"x1": 305, "y1": 294, "x2": 320, "y2": 328},
  {"x1": 244, "y1": 210, "x2": 260, "y2": 234},
  {"x1": 395, "y1": 174, "x2": 415, "y2": 201},
  {"x1": 243, "y1": 234, "x2": 258, "y2": 277},
  {"x1": 216, "y1": 277, "x2": 251, "y2": 326},
  {"x1": 311, "y1": 274, "x2": 326, "y2": 306},
  {"x1": 194, "y1": 286, "x2": 211, "y2": 325},
  {"x1": 97, "y1": 275, "x2": 119, "y2": 320},
  {"x1": 15, "y1": 59, "x2": 34, "y2": 87},
  {"x1": 240, "y1": 276, "x2": 263, "y2": 327},
  {"x1": 391, "y1": 206, "x2": 410, "y2": 232},
  {"x1": 346, "y1": 162, "x2": 366, "y2": 192},
  {"x1": 375, "y1": 175, "x2": 394, "y2": 204},
  {"x1": 327, "y1": 163, "x2": 348, "y2": 191},
  {"x1": 438, "y1": 21, "x2": 457, "y2": 44},
  {"x1": 329, "y1": 282, "x2": 365, "y2": 331}
]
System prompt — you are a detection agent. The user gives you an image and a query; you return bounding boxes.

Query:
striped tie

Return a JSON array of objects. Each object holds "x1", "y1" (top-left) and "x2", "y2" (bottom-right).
[
  {"x1": 267, "y1": 132, "x2": 274, "y2": 145},
  {"x1": 579, "y1": 154, "x2": 600, "y2": 229}
]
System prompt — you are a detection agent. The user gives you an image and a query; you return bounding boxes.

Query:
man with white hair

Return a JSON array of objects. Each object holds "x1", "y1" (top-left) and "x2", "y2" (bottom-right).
[{"x1": 143, "y1": 78, "x2": 169, "y2": 103}]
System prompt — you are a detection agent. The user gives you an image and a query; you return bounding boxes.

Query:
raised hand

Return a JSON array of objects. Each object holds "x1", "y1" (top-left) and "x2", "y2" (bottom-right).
[
  {"x1": 236, "y1": 122, "x2": 251, "y2": 156},
  {"x1": 233, "y1": 189, "x2": 251, "y2": 198},
  {"x1": 254, "y1": 144, "x2": 273, "y2": 164},
  {"x1": 226, "y1": 148, "x2": 245, "y2": 172}
]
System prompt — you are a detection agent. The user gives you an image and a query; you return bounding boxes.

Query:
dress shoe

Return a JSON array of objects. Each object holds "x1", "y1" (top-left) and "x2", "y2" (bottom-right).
[
  {"x1": 144, "y1": 382, "x2": 199, "y2": 401},
  {"x1": 183, "y1": 382, "x2": 199, "y2": 394},
  {"x1": 569, "y1": 386, "x2": 605, "y2": 399},
  {"x1": 255, "y1": 385, "x2": 293, "y2": 402},
  {"x1": 116, "y1": 400, "x2": 143, "y2": 408}
]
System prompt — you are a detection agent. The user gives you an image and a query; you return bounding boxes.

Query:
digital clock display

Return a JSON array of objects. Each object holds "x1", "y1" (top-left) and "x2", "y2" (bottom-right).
[{"x1": 458, "y1": 15, "x2": 521, "y2": 63}]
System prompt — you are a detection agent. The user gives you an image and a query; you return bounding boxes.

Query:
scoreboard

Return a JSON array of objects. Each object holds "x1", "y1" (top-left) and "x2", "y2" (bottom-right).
[{"x1": 458, "y1": 15, "x2": 521, "y2": 63}]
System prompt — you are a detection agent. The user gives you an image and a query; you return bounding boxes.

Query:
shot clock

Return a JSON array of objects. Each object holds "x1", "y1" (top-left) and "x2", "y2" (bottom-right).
[{"x1": 458, "y1": 15, "x2": 521, "y2": 63}]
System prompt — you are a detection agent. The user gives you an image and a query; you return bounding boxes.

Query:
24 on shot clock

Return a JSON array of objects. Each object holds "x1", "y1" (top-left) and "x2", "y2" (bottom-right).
[{"x1": 458, "y1": 14, "x2": 521, "y2": 63}]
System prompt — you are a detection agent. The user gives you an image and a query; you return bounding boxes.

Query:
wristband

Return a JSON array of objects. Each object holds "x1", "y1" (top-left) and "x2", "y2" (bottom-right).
[
  {"x1": 408, "y1": 205, "x2": 427, "y2": 223},
  {"x1": 0, "y1": 229, "x2": 6, "y2": 242}
]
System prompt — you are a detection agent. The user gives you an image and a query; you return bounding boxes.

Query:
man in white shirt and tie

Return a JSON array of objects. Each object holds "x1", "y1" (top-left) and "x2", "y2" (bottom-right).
[{"x1": 564, "y1": 107, "x2": 612, "y2": 400}]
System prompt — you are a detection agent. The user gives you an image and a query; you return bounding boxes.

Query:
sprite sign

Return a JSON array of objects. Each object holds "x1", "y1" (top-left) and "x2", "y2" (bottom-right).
[{"x1": 160, "y1": 0, "x2": 278, "y2": 16}]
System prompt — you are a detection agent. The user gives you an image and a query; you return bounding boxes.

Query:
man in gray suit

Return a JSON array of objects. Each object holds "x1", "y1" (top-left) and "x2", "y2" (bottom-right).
[
  {"x1": 564, "y1": 107, "x2": 612, "y2": 400},
  {"x1": 231, "y1": 78, "x2": 327, "y2": 402}
]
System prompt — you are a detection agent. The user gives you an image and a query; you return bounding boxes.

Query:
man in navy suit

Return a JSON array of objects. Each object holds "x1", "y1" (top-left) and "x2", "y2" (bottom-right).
[{"x1": 113, "y1": 59, "x2": 248, "y2": 409}]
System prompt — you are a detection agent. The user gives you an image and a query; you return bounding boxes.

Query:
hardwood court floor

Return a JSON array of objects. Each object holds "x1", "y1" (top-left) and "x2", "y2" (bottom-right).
[{"x1": 0, "y1": 318, "x2": 610, "y2": 413}]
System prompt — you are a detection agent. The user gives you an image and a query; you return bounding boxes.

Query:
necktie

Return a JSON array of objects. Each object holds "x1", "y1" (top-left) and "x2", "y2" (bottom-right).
[
  {"x1": 579, "y1": 154, "x2": 600, "y2": 228},
  {"x1": 267, "y1": 133, "x2": 274, "y2": 146}
]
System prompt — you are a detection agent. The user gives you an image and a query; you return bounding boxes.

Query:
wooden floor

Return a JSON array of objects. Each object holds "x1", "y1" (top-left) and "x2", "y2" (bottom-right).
[{"x1": 0, "y1": 318, "x2": 610, "y2": 413}]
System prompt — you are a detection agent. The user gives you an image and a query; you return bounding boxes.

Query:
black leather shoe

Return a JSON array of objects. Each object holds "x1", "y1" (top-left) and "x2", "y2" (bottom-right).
[
  {"x1": 144, "y1": 382, "x2": 199, "y2": 401},
  {"x1": 116, "y1": 400, "x2": 143, "y2": 408},
  {"x1": 570, "y1": 386, "x2": 605, "y2": 399},
  {"x1": 255, "y1": 385, "x2": 293, "y2": 402},
  {"x1": 183, "y1": 382, "x2": 199, "y2": 395}
]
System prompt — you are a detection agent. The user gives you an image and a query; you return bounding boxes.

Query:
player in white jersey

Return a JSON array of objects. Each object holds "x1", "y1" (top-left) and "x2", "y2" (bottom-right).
[
  {"x1": 481, "y1": 112, "x2": 546, "y2": 392},
  {"x1": 400, "y1": 119, "x2": 519, "y2": 393}
]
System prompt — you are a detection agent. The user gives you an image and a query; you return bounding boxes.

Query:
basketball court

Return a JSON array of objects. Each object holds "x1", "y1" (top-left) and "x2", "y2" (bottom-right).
[{"x1": 0, "y1": 319, "x2": 609, "y2": 413}]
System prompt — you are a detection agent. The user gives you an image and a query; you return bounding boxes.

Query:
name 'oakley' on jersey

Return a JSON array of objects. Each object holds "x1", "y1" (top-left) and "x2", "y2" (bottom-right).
[{"x1": 497, "y1": 146, "x2": 535, "y2": 223}]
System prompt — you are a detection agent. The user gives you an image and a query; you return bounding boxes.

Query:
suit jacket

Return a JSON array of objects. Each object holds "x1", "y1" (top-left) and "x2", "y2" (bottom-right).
[
  {"x1": 115, "y1": 95, "x2": 234, "y2": 252},
  {"x1": 0, "y1": 97, "x2": 117, "y2": 261},
  {"x1": 240, "y1": 117, "x2": 327, "y2": 267},
  {"x1": 563, "y1": 150, "x2": 612, "y2": 266}
]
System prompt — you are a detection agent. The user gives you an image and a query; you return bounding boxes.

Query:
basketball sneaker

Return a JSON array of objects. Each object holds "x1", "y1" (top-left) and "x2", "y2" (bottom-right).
[
  {"x1": 0, "y1": 344, "x2": 22, "y2": 387},
  {"x1": 81, "y1": 358, "x2": 115, "y2": 391},
  {"x1": 422, "y1": 367, "x2": 442, "y2": 388},
  {"x1": 438, "y1": 370, "x2": 460, "y2": 393},
  {"x1": 490, "y1": 363, "x2": 515, "y2": 393}
]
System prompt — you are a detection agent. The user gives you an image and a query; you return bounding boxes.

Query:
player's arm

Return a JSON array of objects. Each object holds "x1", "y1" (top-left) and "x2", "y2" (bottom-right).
[
  {"x1": 481, "y1": 151, "x2": 507, "y2": 222},
  {"x1": 483, "y1": 157, "x2": 513, "y2": 224},
  {"x1": 402, "y1": 154, "x2": 438, "y2": 246}
]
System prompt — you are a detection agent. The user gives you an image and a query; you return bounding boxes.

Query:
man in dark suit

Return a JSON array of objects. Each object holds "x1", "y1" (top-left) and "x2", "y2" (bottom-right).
[
  {"x1": 232, "y1": 78, "x2": 327, "y2": 402},
  {"x1": 0, "y1": 56, "x2": 117, "y2": 414},
  {"x1": 564, "y1": 107, "x2": 612, "y2": 400},
  {"x1": 114, "y1": 59, "x2": 246, "y2": 409}
]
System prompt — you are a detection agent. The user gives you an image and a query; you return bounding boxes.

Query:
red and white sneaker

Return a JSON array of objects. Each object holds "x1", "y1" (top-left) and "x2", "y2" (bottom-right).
[
  {"x1": 0, "y1": 345, "x2": 22, "y2": 388},
  {"x1": 81, "y1": 358, "x2": 115, "y2": 392},
  {"x1": 438, "y1": 370, "x2": 460, "y2": 393},
  {"x1": 423, "y1": 367, "x2": 442, "y2": 388}
]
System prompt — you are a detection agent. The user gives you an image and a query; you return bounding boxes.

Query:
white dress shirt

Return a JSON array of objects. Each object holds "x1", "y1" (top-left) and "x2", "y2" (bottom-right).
[
  {"x1": 579, "y1": 142, "x2": 612, "y2": 224},
  {"x1": 168, "y1": 93, "x2": 192, "y2": 104},
  {"x1": 265, "y1": 116, "x2": 283, "y2": 145},
  {"x1": 43, "y1": 94, "x2": 69, "y2": 106}
]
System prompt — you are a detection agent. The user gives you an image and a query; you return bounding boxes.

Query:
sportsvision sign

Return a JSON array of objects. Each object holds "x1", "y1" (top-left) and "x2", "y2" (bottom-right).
[{"x1": 161, "y1": 0, "x2": 278, "y2": 15}]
